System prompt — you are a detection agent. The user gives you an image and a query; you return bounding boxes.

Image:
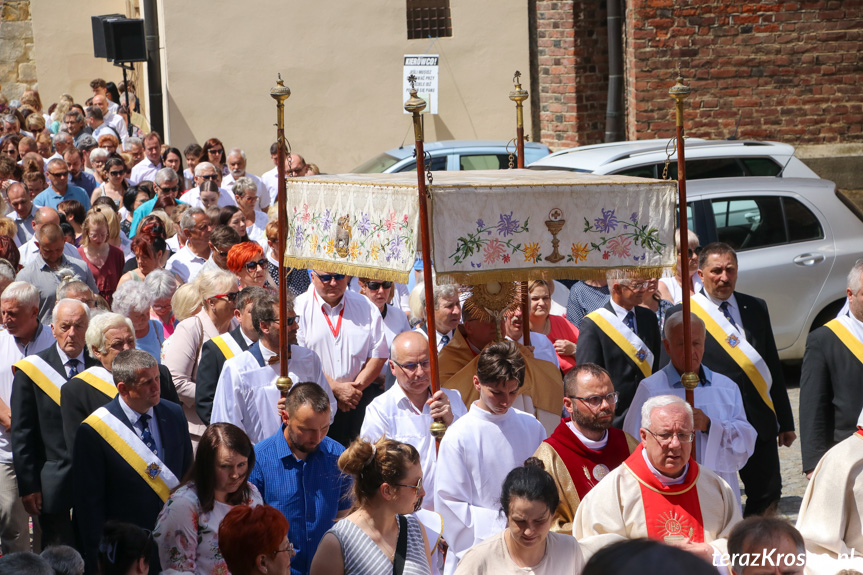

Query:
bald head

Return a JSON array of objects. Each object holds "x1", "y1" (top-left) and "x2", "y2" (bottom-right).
[
  {"x1": 288, "y1": 154, "x2": 307, "y2": 176},
  {"x1": 390, "y1": 330, "x2": 429, "y2": 363},
  {"x1": 6, "y1": 183, "x2": 31, "y2": 217},
  {"x1": 33, "y1": 207, "x2": 60, "y2": 230}
]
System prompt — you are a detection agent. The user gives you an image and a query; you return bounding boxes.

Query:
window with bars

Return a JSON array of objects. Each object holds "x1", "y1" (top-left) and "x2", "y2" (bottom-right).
[{"x1": 406, "y1": 0, "x2": 452, "y2": 40}]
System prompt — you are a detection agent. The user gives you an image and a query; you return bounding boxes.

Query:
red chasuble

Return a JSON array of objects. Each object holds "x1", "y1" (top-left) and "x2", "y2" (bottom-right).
[
  {"x1": 544, "y1": 418, "x2": 632, "y2": 499},
  {"x1": 623, "y1": 444, "x2": 705, "y2": 543},
  {"x1": 856, "y1": 427, "x2": 863, "y2": 438}
]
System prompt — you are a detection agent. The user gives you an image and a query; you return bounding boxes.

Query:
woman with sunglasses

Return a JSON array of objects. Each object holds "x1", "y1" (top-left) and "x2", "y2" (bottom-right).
[
  {"x1": 202, "y1": 138, "x2": 229, "y2": 177},
  {"x1": 227, "y1": 242, "x2": 271, "y2": 290},
  {"x1": 154, "y1": 423, "x2": 262, "y2": 575},
  {"x1": 311, "y1": 437, "x2": 432, "y2": 575},
  {"x1": 358, "y1": 277, "x2": 411, "y2": 377},
  {"x1": 163, "y1": 269, "x2": 240, "y2": 447},
  {"x1": 96, "y1": 156, "x2": 129, "y2": 207},
  {"x1": 657, "y1": 229, "x2": 702, "y2": 305}
]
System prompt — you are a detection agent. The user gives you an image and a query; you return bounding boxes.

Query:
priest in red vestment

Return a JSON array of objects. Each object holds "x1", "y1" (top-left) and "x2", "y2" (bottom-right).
[
  {"x1": 574, "y1": 394, "x2": 741, "y2": 563},
  {"x1": 533, "y1": 362, "x2": 638, "y2": 533}
]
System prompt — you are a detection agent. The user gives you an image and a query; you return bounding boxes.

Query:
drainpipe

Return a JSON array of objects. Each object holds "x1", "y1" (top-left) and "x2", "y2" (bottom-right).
[
  {"x1": 605, "y1": 0, "x2": 624, "y2": 142},
  {"x1": 141, "y1": 0, "x2": 164, "y2": 137}
]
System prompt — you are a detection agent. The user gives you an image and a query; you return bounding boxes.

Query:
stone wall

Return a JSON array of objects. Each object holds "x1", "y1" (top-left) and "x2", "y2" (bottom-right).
[{"x1": 0, "y1": 0, "x2": 36, "y2": 100}]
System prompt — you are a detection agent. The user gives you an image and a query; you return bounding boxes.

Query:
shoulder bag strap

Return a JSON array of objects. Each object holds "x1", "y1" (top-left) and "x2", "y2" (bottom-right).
[{"x1": 392, "y1": 514, "x2": 408, "y2": 575}]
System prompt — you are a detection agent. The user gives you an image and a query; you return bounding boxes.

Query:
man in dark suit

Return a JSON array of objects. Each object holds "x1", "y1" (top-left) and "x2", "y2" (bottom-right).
[
  {"x1": 674, "y1": 242, "x2": 795, "y2": 517},
  {"x1": 60, "y1": 312, "x2": 180, "y2": 451},
  {"x1": 575, "y1": 272, "x2": 661, "y2": 427},
  {"x1": 11, "y1": 298, "x2": 96, "y2": 547},
  {"x1": 72, "y1": 349, "x2": 192, "y2": 574},
  {"x1": 799, "y1": 260, "x2": 863, "y2": 475},
  {"x1": 194, "y1": 286, "x2": 265, "y2": 424}
]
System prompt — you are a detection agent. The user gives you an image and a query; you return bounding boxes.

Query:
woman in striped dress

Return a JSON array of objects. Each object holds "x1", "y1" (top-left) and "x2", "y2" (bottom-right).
[{"x1": 311, "y1": 438, "x2": 432, "y2": 575}]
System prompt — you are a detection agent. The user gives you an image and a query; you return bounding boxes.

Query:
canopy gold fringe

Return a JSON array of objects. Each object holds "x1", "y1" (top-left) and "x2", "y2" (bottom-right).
[
  {"x1": 282, "y1": 257, "x2": 410, "y2": 284},
  {"x1": 434, "y1": 265, "x2": 674, "y2": 286}
]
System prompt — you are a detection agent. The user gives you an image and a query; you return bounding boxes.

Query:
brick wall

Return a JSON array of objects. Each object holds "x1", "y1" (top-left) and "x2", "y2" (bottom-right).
[
  {"x1": 537, "y1": 0, "x2": 863, "y2": 148},
  {"x1": 0, "y1": 0, "x2": 36, "y2": 101}
]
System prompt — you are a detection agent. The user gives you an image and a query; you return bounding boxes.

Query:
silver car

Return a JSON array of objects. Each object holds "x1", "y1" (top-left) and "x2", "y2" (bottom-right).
[
  {"x1": 685, "y1": 176, "x2": 860, "y2": 361},
  {"x1": 353, "y1": 140, "x2": 551, "y2": 173}
]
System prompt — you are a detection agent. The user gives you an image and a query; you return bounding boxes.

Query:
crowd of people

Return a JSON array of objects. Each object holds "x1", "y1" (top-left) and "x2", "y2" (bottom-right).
[{"x1": 0, "y1": 82, "x2": 861, "y2": 575}]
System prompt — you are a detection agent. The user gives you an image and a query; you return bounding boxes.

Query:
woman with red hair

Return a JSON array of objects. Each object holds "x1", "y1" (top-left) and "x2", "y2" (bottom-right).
[
  {"x1": 226, "y1": 241, "x2": 269, "y2": 290},
  {"x1": 219, "y1": 504, "x2": 293, "y2": 575},
  {"x1": 117, "y1": 217, "x2": 169, "y2": 286}
]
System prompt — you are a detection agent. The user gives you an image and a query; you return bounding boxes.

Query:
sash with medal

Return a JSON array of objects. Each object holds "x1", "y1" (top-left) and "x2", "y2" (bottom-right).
[
  {"x1": 586, "y1": 308, "x2": 654, "y2": 378},
  {"x1": 690, "y1": 293, "x2": 774, "y2": 413},
  {"x1": 76, "y1": 366, "x2": 118, "y2": 399},
  {"x1": 83, "y1": 407, "x2": 179, "y2": 502},
  {"x1": 13, "y1": 355, "x2": 68, "y2": 406},
  {"x1": 825, "y1": 316, "x2": 863, "y2": 367},
  {"x1": 211, "y1": 333, "x2": 244, "y2": 361},
  {"x1": 623, "y1": 444, "x2": 705, "y2": 544}
]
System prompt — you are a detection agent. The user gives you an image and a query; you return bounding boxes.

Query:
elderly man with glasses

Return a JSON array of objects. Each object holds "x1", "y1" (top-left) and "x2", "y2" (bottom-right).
[
  {"x1": 575, "y1": 269, "x2": 661, "y2": 427},
  {"x1": 533, "y1": 362, "x2": 639, "y2": 534},
  {"x1": 624, "y1": 311, "x2": 755, "y2": 508},
  {"x1": 575, "y1": 394, "x2": 742, "y2": 564},
  {"x1": 178, "y1": 161, "x2": 236, "y2": 209}
]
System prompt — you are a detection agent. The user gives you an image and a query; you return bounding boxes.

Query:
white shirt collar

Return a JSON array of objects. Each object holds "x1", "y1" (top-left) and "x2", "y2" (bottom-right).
[
  {"x1": 239, "y1": 329, "x2": 255, "y2": 347},
  {"x1": 55, "y1": 344, "x2": 85, "y2": 374},
  {"x1": 703, "y1": 290, "x2": 739, "y2": 310},
  {"x1": 259, "y1": 340, "x2": 279, "y2": 364},
  {"x1": 567, "y1": 421, "x2": 609, "y2": 450},
  {"x1": 392, "y1": 381, "x2": 429, "y2": 414},
  {"x1": 609, "y1": 298, "x2": 632, "y2": 322},
  {"x1": 641, "y1": 446, "x2": 688, "y2": 485},
  {"x1": 119, "y1": 395, "x2": 155, "y2": 428}
]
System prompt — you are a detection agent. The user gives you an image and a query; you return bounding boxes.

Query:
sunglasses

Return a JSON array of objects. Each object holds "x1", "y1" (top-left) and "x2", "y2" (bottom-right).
[
  {"x1": 109, "y1": 170, "x2": 126, "y2": 177},
  {"x1": 199, "y1": 174, "x2": 218, "y2": 180},
  {"x1": 244, "y1": 258, "x2": 268, "y2": 272},
  {"x1": 159, "y1": 185, "x2": 179, "y2": 193},
  {"x1": 366, "y1": 281, "x2": 393, "y2": 291},
  {"x1": 314, "y1": 272, "x2": 346, "y2": 283},
  {"x1": 687, "y1": 246, "x2": 703, "y2": 258},
  {"x1": 49, "y1": 171, "x2": 69, "y2": 178},
  {"x1": 213, "y1": 291, "x2": 240, "y2": 303},
  {"x1": 262, "y1": 315, "x2": 299, "y2": 326},
  {"x1": 208, "y1": 148, "x2": 224, "y2": 155}
]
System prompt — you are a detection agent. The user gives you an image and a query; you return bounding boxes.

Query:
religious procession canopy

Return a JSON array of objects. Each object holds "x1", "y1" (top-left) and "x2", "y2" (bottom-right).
[{"x1": 282, "y1": 169, "x2": 677, "y2": 285}]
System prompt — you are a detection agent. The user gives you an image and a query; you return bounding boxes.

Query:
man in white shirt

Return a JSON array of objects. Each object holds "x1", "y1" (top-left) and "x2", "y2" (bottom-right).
[
  {"x1": 361, "y1": 331, "x2": 467, "y2": 511},
  {"x1": 18, "y1": 207, "x2": 80, "y2": 267},
  {"x1": 128, "y1": 132, "x2": 162, "y2": 185},
  {"x1": 435, "y1": 340, "x2": 547, "y2": 574},
  {"x1": 85, "y1": 106, "x2": 119, "y2": 142},
  {"x1": 221, "y1": 148, "x2": 270, "y2": 210},
  {"x1": 178, "y1": 162, "x2": 235, "y2": 209},
  {"x1": 261, "y1": 148, "x2": 307, "y2": 204},
  {"x1": 6, "y1": 183, "x2": 36, "y2": 246},
  {"x1": 295, "y1": 270, "x2": 388, "y2": 446},
  {"x1": 624, "y1": 311, "x2": 756, "y2": 507},
  {"x1": 165, "y1": 208, "x2": 212, "y2": 283},
  {"x1": 211, "y1": 291, "x2": 335, "y2": 443},
  {"x1": 0, "y1": 282, "x2": 56, "y2": 553},
  {"x1": 91, "y1": 94, "x2": 127, "y2": 143},
  {"x1": 415, "y1": 284, "x2": 461, "y2": 351}
]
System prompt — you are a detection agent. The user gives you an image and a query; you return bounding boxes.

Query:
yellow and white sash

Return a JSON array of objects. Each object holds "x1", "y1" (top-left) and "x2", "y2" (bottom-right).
[
  {"x1": 825, "y1": 315, "x2": 863, "y2": 366},
  {"x1": 76, "y1": 366, "x2": 118, "y2": 399},
  {"x1": 211, "y1": 333, "x2": 243, "y2": 361},
  {"x1": 83, "y1": 407, "x2": 179, "y2": 502},
  {"x1": 13, "y1": 356, "x2": 68, "y2": 406},
  {"x1": 690, "y1": 293, "x2": 774, "y2": 412},
  {"x1": 587, "y1": 308, "x2": 654, "y2": 377}
]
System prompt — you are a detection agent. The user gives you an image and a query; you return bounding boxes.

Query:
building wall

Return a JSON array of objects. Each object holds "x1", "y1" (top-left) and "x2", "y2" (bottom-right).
[
  {"x1": 0, "y1": 0, "x2": 36, "y2": 101},
  {"x1": 158, "y1": 1, "x2": 531, "y2": 175}
]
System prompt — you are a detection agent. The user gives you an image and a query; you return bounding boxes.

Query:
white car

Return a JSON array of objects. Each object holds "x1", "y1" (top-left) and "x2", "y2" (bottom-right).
[
  {"x1": 353, "y1": 140, "x2": 551, "y2": 174},
  {"x1": 528, "y1": 139, "x2": 820, "y2": 180}
]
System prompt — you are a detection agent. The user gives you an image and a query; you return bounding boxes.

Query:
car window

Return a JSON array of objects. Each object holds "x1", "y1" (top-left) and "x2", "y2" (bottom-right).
[
  {"x1": 395, "y1": 155, "x2": 448, "y2": 173},
  {"x1": 617, "y1": 165, "x2": 658, "y2": 178},
  {"x1": 785, "y1": 197, "x2": 823, "y2": 242},
  {"x1": 742, "y1": 157, "x2": 783, "y2": 177},
  {"x1": 711, "y1": 196, "x2": 785, "y2": 250},
  {"x1": 663, "y1": 158, "x2": 747, "y2": 180},
  {"x1": 352, "y1": 152, "x2": 402, "y2": 173},
  {"x1": 460, "y1": 154, "x2": 509, "y2": 170}
]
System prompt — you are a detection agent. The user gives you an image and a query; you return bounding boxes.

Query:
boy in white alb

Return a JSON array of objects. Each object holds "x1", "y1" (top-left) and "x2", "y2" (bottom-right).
[{"x1": 434, "y1": 339, "x2": 547, "y2": 575}]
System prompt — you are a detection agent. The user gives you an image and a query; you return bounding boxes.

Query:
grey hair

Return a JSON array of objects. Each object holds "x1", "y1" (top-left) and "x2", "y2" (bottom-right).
[
  {"x1": 641, "y1": 395, "x2": 693, "y2": 430},
  {"x1": 46, "y1": 158, "x2": 67, "y2": 171},
  {"x1": 123, "y1": 137, "x2": 143, "y2": 151},
  {"x1": 86, "y1": 312, "x2": 134, "y2": 359},
  {"x1": 75, "y1": 134, "x2": 98, "y2": 151},
  {"x1": 64, "y1": 109, "x2": 84, "y2": 123},
  {"x1": 605, "y1": 268, "x2": 639, "y2": 288},
  {"x1": 196, "y1": 269, "x2": 238, "y2": 300},
  {"x1": 112, "y1": 349, "x2": 157, "y2": 387},
  {"x1": 144, "y1": 269, "x2": 180, "y2": 301},
  {"x1": 54, "y1": 131, "x2": 72, "y2": 144},
  {"x1": 51, "y1": 298, "x2": 90, "y2": 326},
  {"x1": 227, "y1": 148, "x2": 246, "y2": 162},
  {"x1": 663, "y1": 310, "x2": 705, "y2": 340},
  {"x1": 1, "y1": 281, "x2": 39, "y2": 308},
  {"x1": 154, "y1": 167, "x2": 178, "y2": 187},
  {"x1": 194, "y1": 161, "x2": 217, "y2": 176},
  {"x1": 180, "y1": 207, "x2": 206, "y2": 232},
  {"x1": 415, "y1": 283, "x2": 460, "y2": 319},
  {"x1": 85, "y1": 106, "x2": 103, "y2": 121},
  {"x1": 40, "y1": 544, "x2": 85, "y2": 575},
  {"x1": 231, "y1": 176, "x2": 257, "y2": 197},
  {"x1": 0, "y1": 552, "x2": 54, "y2": 575},
  {"x1": 56, "y1": 278, "x2": 92, "y2": 301},
  {"x1": 111, "y1": 281, "x2": 154, "y2": 316},
  {"x1": 0, "y1": 259, "x2": 15, "y2": 282},
  {"x1": 674, "y1": 228, "x2": 700, "y2": 252},
  {"x1": 89, "y1": 147, "x2": 109, "y2": 163},
  {"x1": 847, "y1": 260, "x2": 863, "y2": 293},
  {"x1": 2, "y1": 114, "x2": 19, "y2": 126}
]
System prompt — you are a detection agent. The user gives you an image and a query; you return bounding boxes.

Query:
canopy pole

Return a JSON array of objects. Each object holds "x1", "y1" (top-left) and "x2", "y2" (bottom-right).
[
  {"x1": 405, "y1": 76, "x2": 446, "y2": 446},
  {"x1": 509, "y1": 72, "x2": 532, "y2": 346}
]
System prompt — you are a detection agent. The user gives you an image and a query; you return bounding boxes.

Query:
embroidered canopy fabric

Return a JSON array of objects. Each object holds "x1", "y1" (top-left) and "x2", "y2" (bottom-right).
[{"x1": 283, "y1": 170, "x2": 676, "y2": 284}]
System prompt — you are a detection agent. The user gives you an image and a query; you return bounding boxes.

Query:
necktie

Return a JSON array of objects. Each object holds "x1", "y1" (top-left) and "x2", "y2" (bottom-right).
[
  {"x1": 440, "y1": 333, "x2": 450, "y2": 348},
  {"x1": 66, "y1": 359, "x2": 80, "y2": 378},
  {"x1": 624, "y1": 310, "x2": 636, "y2": 334},
  {"x1": 719, "y1": 301, "x2": 739, "y2": 329},
  {"x1": 139, "y1": 414, "x2": 158, "y2": 456}
]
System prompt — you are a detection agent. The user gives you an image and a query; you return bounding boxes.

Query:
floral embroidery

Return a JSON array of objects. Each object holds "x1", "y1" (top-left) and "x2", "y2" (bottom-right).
[
  {"x1": 450, "y1": 214, "x2": 529, "y2": 266},
  {"x1": 594, "y1": 208, "x2": 619, "y2": 233},
  {"x1": 483, "y1": 239, "x2": 506, "y2": 264},
  {"x1": 522, "y1": 242, "x2": 541, "y2": 263}
]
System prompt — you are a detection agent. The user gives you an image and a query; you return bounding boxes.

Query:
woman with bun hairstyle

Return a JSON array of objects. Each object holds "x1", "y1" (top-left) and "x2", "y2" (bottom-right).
[
  {"x1": 310, "y1": 438, "x2": 432, "y2": 575},
  {"x1": 454, "y1": 458, "x2": 585, "y2": 574}
]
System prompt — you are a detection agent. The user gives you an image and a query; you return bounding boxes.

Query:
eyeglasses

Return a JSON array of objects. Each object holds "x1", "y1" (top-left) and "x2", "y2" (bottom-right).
[
  {"x1": 159, "y1": 185, "x2": 179, "y2": 193},
  {"x1": 570, "y1": 391, "x2": 619, "y2": 409},
  {"x1": 393, "y1": 476, "x2": 423, "y2": 492},
  {"x1": 687, "y1": 246, "x2": 702, "y2": 258},
  {"x1": 109, "y1": 170, "x2": 126, "y2": 177},
  {"x1": 262, "y1": 315, "x2": 299, "y2": 326},
  {"x1": 213, "y1": 291, "x2": 240, "y2": 303},
  {"x1": 622, "y1": 280, "x2": 649, "y2": 290},
  {"x1": 212, "y1": 247, "x2": 229, "y2": 258},
  {"x1": 244, "y1": 258, "x2": 268, "y2": 272},
  {"x1": 49, "y1": 171, "x2": 69, "y2": 178},
  {"x1": 208, "y1": 148, "x2": 224, "y2": 155},
  {"x1": 644, "y1": 429, "x2": 695, "y2": 445},
  {"x1": 271, "y1": 541, "x2": 296, "y2": 558},
  {"x1": 2, "y1": 149, "x2": 16, "y2": 156},
  {"x1": 366, "y1": 281, "x2": 393, "y2": 291},
  {"x1": 391, "y1": 359, "x2": 431, "y2": 372},
  {"x1": 314, "y1": 272, "x2": 346, "y2": 283},
  {"x1": 199, "y1": 174, "x2": 218, "y2": 180}
]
